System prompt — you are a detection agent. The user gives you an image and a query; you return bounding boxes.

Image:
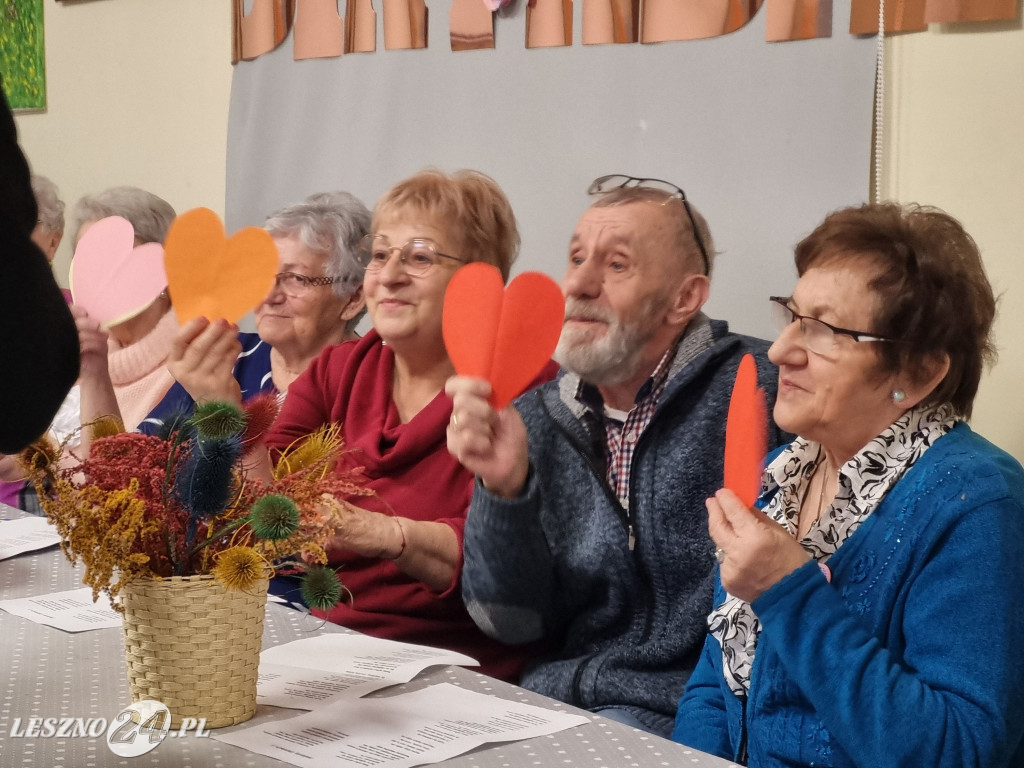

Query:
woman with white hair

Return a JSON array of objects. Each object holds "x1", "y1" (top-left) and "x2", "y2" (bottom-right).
[
  {"x1": 73, "y1": 186, "x2": 179, "y2": 433},
  {"x1": 73, "y1": 185, "x2": 176, "y2": 247},
  {"x1": 29, "y1": 174, "x2": 65, "y2": 263},
  {"x1": 137, "y1": 191, "x2": 369, "y2": 434}
]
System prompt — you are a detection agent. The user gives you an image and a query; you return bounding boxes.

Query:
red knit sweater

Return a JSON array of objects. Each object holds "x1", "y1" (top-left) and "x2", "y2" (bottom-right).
[{"x1": 266, "y1": 331, "x2": 556, "y2": 682}]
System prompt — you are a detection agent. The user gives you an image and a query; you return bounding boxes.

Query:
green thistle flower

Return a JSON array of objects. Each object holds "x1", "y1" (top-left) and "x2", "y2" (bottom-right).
[
  {"x1": 300, "y1": 566, "x2": 344, "y2": 612},
  {"x1": 190, "y1": 401, "x2": 247, "y2": 440},
  {"x1": 249, "y1": 495, "x2": 301, "y2": 541}
]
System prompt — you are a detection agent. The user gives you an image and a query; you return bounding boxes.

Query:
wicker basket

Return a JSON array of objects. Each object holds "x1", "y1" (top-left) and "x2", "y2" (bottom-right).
[{"x1": 120, "y1": 573, "x2": 269, "y2": 729}]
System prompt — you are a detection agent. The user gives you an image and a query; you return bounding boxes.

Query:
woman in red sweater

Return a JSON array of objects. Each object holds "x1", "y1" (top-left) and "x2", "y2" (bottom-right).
[{"x1": 263, "y1": 169, "x2": 554, "y2": 681}]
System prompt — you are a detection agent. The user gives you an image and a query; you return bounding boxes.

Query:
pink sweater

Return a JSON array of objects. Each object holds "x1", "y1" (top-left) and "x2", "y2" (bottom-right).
[{"x1": 107, "y1": 311, "x2": 178, "y2": 431}]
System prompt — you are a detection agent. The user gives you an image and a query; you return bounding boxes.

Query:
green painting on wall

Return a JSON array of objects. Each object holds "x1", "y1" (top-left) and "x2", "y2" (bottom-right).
[{"x1": 0, "y1": 0, "x2": 46, "y2": 110}]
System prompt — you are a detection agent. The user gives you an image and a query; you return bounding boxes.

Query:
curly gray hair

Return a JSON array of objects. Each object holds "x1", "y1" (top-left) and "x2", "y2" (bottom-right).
[
  {"x1": 31, "y1": 175, "x2": 65, "y2": 234},
  {"x1": 264, "y1": 191, "x2": 371, "y2": 332}
]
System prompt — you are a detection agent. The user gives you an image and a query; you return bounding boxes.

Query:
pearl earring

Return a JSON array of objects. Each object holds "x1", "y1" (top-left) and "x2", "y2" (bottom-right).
[{"x1": 891, "y1": 389, "x2": 906, "y2": 404}]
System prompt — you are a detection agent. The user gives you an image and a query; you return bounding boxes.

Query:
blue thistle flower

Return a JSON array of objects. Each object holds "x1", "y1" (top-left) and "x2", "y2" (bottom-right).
[
  {"x1": 174, "y1": 435, "x2": 242, "y2": 520},
  {"x1": 154, "y1": 409, "x2": 196, "y2": 443}
]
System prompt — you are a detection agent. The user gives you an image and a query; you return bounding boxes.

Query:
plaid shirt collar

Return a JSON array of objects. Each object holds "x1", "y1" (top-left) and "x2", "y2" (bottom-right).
[
  {"x1": 574, "y1": 340, "x2": 677, "y2": 415},
  {"x1": 574, "y1": 338, "x2": 681, "y2": 512}
]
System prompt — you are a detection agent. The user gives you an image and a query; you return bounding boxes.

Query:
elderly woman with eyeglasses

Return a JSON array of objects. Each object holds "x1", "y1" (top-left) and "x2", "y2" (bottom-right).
[
  {"x1": 256, "y1": 169, "x2": 557, "y2": 681},
  {"x1": 673, "y1": 203, "x2": 1024, "y2": 768},
  {"x1": 137, "y1": 192, "x2": 368, "y2": 434}
]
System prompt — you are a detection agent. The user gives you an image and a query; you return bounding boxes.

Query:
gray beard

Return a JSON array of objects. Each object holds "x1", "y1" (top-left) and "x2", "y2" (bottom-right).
[{"x1": 554, "y1": 312, "x2": 661, "y2": 386}]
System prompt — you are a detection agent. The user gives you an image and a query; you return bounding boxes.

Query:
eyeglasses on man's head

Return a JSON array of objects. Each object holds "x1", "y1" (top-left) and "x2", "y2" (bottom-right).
[
  {"x1": 357, "y1": 234, "x2": 466, "y2": 278},
  {"x1": 769, "y1": 296, "x2": 898, "y2": 355},
  {"x1": 587, "y1": 174, "x2": 711, "y2": 277}
]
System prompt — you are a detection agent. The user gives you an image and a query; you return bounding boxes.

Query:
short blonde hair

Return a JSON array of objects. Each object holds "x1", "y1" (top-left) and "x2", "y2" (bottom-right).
[{"x1": 373, "y1": 169, "x2": 519, "y2": 281}]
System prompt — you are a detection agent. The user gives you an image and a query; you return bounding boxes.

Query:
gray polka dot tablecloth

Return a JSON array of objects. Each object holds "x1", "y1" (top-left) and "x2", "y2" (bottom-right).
[{"x1": 0, "y1": 505, "x2": 737, "y2": 767}]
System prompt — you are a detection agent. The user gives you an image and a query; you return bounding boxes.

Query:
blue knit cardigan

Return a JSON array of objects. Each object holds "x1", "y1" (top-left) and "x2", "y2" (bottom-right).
[{"x1": 673, "y1": 423, "x2": 1024, "y2": 767}]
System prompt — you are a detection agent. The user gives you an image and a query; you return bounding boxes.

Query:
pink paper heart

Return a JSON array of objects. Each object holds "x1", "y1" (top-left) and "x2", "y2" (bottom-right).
[{"x1": 70, "y1": 216, "x2": 167, "y2": 329}]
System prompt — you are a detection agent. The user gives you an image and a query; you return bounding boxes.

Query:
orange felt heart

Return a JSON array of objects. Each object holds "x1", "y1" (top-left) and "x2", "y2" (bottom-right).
[
  {"x1": 163, "y1": 207, "x2": 278, "y2": 325},
  {"x1": 443, "y1": 263, "x2": 564, "y2": 410},
  {"x1": 724, "y1": 353, "x2": 768, "y2": 508}
]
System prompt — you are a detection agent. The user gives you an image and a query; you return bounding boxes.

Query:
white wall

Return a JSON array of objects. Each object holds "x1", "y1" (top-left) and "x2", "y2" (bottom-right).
[
  {"x1": 12, "y1": 2, "x2": 1023, "y2": 461},
  {"x1": 883, "y1": 19, "x2": 1024, "y2": 461},
  {"x1": 13, "y1": 0, "x2": 233, "y2": 287}
]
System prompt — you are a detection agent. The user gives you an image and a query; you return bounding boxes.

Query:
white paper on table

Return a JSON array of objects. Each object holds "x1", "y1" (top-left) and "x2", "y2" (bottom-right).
[
  {"x1": 0, "y1": 586, "x2": 121, "y2": 631},
  {"x1": 258, "y1": 634, "x2": 479, "y2": 710},
  {"x1": 0, "y1": 515, "x2": 61, "y2": 560},
  {"x1": 215, "y1": 682, "x2": 589, "y2": 768}
]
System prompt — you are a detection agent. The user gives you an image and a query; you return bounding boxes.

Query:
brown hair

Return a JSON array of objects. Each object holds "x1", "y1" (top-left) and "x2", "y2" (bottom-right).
[
  {"x1": 795, "y1": 202, "x2": 996, "y2": 418},
  {"x1": 590, "y1": 187, "x2": 715, "y2": 277},
  {"x1": 372, "y1": 169, "x2": 519, "y2": 281}
]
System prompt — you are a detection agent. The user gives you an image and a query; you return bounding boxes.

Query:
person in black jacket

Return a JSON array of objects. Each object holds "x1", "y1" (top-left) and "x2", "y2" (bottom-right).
[{"x1": 0, "y1": 81, "x2": 79, "y2": 453}]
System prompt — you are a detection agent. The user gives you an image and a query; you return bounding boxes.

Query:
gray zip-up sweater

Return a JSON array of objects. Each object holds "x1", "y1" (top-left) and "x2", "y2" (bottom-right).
[{"x1": 462, "y1": 316, "x2": 786, "y2": 737}]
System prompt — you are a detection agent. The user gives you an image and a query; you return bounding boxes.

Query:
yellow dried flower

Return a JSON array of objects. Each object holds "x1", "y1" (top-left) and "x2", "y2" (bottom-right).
[
  {"x1": 91, "y1": 414, "x2": 126, "y2": 440},
  {"x1": 273, "y1": 424, "x2": 344, "y2": 480},
  {"x1": 18, "y1": 437, "x2": 59, "y2": 474},
  {"x1": 212, "y1": 546, "x2": 269, "y2": 591}
]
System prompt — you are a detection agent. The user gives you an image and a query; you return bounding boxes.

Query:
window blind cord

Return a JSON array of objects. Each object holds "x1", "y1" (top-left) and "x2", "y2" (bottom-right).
[{"x1": 873, "y1": 0, "x2": 886, "y2": 203}]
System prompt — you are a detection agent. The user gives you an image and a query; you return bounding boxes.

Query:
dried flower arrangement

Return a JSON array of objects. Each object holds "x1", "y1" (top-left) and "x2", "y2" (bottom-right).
[{"x1": 21, "y1": 395, "x2": 371, "y2": 612}]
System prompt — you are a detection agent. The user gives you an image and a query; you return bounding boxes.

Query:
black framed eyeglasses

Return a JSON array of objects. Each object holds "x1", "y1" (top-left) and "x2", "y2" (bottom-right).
[
  {"x1": 769, "y1": 296, "x2": 898, "y2": 355},
  {"x1": 357, "y1": 234, "x2": 466, "y2": 278},
  {"x1": 273, "y1": 271, "x2": 340, "y2": 297},
  {"x1": 587, "y1": 174, "x2": 711, "y2": 276}
]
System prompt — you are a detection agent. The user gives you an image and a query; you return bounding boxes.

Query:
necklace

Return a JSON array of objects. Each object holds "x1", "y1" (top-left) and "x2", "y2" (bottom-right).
[
  {"x1": 815, "y1": 458, "x2": 832, "y2": 520},
  {"x1": 798, "y1": 456, "x2": 831, "y2": 539}
]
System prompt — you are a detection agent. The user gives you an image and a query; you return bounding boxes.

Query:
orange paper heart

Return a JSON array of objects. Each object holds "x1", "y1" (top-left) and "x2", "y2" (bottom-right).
[
  {"x1": 163, "y1": 207, "x2": 278, "y2": 325},
  {"x1": 443, "y1": 263, "x2": 564, "y2": 410},
  {"x1": 724, "y1": 353, "x2": 768, "y2": 508}
]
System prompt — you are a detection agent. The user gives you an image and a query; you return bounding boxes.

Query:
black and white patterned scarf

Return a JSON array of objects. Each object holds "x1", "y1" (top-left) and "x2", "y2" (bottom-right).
[{"x1": 709, "y1": 404, "x2": 957, "y2": 697}]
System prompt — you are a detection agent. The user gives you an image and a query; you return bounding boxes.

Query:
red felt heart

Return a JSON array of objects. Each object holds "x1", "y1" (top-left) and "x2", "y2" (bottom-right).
[
  {"x1": 443, "y1": 263, "x2": 564, "y2": 409},
  {"x1": 724, "y1": 353, "x2": 768, "y2": 508}
]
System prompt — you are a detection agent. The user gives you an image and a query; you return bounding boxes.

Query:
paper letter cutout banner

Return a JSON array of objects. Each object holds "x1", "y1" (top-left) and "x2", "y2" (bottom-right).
[
  {"x1": 724, "y1": 353, "x2": 768, "y2": 507},
  {"x1": 70, "y1": 216, "x2": 167, "y2": 330},
  {"x1": 442, "y1": 262, "x2": 564, "y2": 410},
  {"x1": 163, "y1": 207, "x2": 279, "y2": 325}
]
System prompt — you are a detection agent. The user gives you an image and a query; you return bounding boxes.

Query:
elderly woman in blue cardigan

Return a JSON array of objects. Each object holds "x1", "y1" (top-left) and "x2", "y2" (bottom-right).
[{"x1": 673, "y1": 202, "x2": 1024, "y2": 768}]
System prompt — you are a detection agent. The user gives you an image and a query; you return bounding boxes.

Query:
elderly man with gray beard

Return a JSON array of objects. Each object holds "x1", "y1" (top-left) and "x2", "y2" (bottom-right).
[{"x1": 445, "y1": 175, "x2": 787, "y2": 736}]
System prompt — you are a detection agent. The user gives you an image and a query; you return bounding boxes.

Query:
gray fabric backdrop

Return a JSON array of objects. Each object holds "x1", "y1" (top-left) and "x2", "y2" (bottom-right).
[{"x1": 227, "y1": 0, "x2": 873, "y2": 338}]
